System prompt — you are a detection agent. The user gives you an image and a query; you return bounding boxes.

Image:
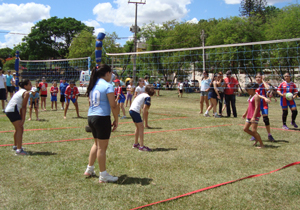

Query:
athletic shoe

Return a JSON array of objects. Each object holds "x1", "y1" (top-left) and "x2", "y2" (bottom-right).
[
  {"x1": 99, "y1": 172, "x2": 118, "y2": 183},
  {"x1": 61, "y1": 107, "x2": 64, "y2": 110},
  {"x1": 15, "y1": 149, "x2": 28, "y2": 156},
  {"x1": 203, "y1": 113, "x2": 210, "y2": 117},
  {"x1": 2, "y1": 109, "x2": 5, "y2": 113},
  {"x1": 120, "y1": 116, "x2": 126, "y2": 119},
  {"x1": 12, "y1": 146, "x2": 25, "y2": 151},
  {"x1": 291, "y1": 122, "x2": 298, "y2": 128},
  {"x1": 132, "y1": 143, "x2": 140, "y2": 149},
  {"x1": 84, "y1": 165, "x2": 96, "y2": 177},
  {"x1": 282, "y1": 125, "x2": 289, "y2": 130},
  {"x1": 250, "y1": 136, "x2": 256, "y2": 141},
  {"x1": 139, "y1": 146, "x2": 152, "y2": 152},
  {"x1": 268, "y1": 134, "x2": 275, "y2": 142},
  {"x1": 214, "y1": 114, "x2": 221, "y2": 118}
]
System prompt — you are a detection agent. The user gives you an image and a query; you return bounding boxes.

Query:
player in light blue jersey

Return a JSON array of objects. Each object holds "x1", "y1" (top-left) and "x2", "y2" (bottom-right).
[{"x1": 83, "y1": 64, "x2": 119, "y2": 183}]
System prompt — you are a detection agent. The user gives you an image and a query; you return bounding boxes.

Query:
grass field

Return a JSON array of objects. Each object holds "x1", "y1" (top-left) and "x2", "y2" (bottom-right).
[{"x1": 1, "y1": 90, "x2": 300, "y2": 210}]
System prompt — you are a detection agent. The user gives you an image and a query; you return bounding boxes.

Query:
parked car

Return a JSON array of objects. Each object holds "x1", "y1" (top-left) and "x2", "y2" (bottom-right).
[
  {"x1": 188, "y1": 80, "x2": 199, "y2": 87},
  {"x1": 78, "y1": 70, "x2": 90, "y2": 96}
]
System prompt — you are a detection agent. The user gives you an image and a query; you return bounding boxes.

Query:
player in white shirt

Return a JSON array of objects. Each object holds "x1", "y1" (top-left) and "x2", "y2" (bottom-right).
[
  {"x1": 125, "y1": 80, "x2": 135, "y2": 107},
  {"x1": 129, "y1": 85, "x2": 155, "y2": 152},
  {"x1": 144, "y1": 75, "x2": 149, "y2": 86},
  {"x1": 0, "y1": 68, "x2": 7, "y2": 112},
  {"x1": 5, "y1": 79, "x2": 32, "y2": 155},
  {"x1": 134, "y1": 78, "x2": 145, "y2": 98},
  {"x1": 178, "y1": 80, "x2": 184, "y2": 98}
]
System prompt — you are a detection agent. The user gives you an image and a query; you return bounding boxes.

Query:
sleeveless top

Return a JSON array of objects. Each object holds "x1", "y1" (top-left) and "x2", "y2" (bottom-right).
[
  {"x1": 5, "y1": 89, "x2": 27, "y2": 113},
  {"x1": 247, "y1": 95, "x2": 261, "y2": 119}
]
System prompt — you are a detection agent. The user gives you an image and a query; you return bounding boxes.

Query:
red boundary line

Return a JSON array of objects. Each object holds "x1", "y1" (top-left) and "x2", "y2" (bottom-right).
[
  {"x1": 0, "y1": 124, "x2": 231, "y2": 147},
  {"x1": 0, "y1": 117, "x2": 187, "y2": 133},
  {"x1": 238, "y1": 124, "x2": 300, "y2": 132},
  {"x1": 130, "y1": 161, "x2": 300, "y2": 210}
]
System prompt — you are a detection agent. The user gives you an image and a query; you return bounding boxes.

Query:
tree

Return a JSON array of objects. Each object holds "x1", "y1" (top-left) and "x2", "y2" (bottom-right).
[
  {"x1": 0, "y1": 47, "x2": 13, "y2": 59},
  {"x1": 22, "y1": 16, "x2": 93, "y2": 60},
  {"x1": 240, "y1": 0, "x2": 267, "y2": 17},
  {"x1": 68, "y1": 30, "x2": 94, "y2": 59}
]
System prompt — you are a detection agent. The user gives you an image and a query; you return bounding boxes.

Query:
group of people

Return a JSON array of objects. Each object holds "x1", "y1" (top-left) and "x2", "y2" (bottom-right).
[
  {"x1": 3, "y1": 64, "x2": 299, "y2": 183},
  {"x1": 199, "y1": 70, "x2": 238, "y2": 118}
]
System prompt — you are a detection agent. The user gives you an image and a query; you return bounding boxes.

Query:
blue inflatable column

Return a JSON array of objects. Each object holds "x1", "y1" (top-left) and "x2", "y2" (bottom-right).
[
  {"x1": 14, "y1": 51, "x2": 20, "y2": 91},
  {"x1": 95, "y1": 32, "x2": 106, "y2": 67}
]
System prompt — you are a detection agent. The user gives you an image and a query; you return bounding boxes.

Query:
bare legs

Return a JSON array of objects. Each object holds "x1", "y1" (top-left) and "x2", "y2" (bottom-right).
[
  {"x1": 243, "y1": 122, "x2": 264, "y2": 148},
  {"x1": 88, "y1": 139, "x2": 109, "y2": 172},
  {"x1": 199, "y1": 95, "x2": 209, "y2": 114}
]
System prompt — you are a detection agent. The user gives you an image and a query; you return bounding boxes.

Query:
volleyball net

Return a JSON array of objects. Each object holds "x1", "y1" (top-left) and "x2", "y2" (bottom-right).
[
  {"x1": 107, "y1": 38, "x2": 300, "y2": 89},
  {"x1": 19, "y1": 57, "x2": 91, "y2": 82}
]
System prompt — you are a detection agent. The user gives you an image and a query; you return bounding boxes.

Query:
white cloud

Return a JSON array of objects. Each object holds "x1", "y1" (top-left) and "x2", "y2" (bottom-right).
[
  {"x1": 187, "y1": 18, "x2": 198, "y2": 24},
  {"x1": 224, "y1": 0, "x2": 292, "y2": 4},
  {"x1": 83, "y1": 19, "x2": 106, "y2": 37},
  {"x1": 0, "y1": 3, "x2": 51, "y2": 48},
  {"x1": 93, "y1": 0, "x2": 192, "y2": 27}
]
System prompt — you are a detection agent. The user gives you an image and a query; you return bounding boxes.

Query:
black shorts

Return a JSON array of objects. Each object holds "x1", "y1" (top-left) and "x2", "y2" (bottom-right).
[
  {"x1": 0, "y1": 88, "x2": 6, "y2": 100},
  {"x1": 88, "y1": 116, "x2": 111, "y2": 140},
  {"x1": 41, "y1": 94, "x2": 47, "y2": 98},
  {"x1": 7, "y1": 86, "x2": 14, "y2": 93},
  {"x1": 11, "y1": 86, "x2": 15, "y2": 92},
  {"x1": 6, "y1": 105, "x2": 21, "y2": 123},
  {"x1": 179, "y1": 89, "x2": 183, "y2": 93},
  {"x1": 60, "y1": 94, "x2": 65, "y2": 102}
]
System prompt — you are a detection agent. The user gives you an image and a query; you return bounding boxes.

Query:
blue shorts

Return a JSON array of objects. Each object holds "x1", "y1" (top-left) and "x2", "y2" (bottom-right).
[
  {"x1": 261, "y1": 108, "x2": 268, "y2": 115},
  {"x1": 51, "y1": 95, "x2": 57, "y2": 102},
  {"x1": 65, "y1": 98, "x2": 77, "y2": 103},
  {"x1": 118, "y1": 98, "x2": 125, "y2": 104},
  {"x1": 281, "y1": 100, "x2": 296, "y2": 109},
  {"x1": 129, "y1": 110, "x2": 142, "y2": 123}
]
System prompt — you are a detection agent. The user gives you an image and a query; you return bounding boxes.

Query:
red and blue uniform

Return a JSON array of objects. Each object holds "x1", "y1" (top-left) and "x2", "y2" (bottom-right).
[
  {"x1": 65, "y1": 86, "x2": 79, "y2": 103},
  {"x1": 114, "y1": 86, "x2": 126, "y2": 104},
  {"x1": 277, "y1": 81, "x2": 298, "y2": 109},
  {"x1": 50, "y1": 86, "x2": 59, "y2": 102},
  {"x1": 255, "y1": 83, "x2": 268, "y2": 115}
]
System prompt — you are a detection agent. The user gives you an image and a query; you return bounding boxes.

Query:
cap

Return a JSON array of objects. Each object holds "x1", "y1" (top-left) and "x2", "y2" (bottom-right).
[
  {"x1": 13, "y1": 73, "x2": 16, "y2": 75},
  {"x1": 31, "y1": 87, "x2": 38, "y2": 92},
  {"x1": 113, "y1": 79, "x2": 120, "y2": 83}
]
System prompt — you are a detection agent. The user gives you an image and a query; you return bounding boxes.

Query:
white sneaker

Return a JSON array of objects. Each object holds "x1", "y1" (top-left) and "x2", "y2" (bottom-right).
[
  {"x1": 120, "y1": 116, "x2": 126, "y2": 119},
  {"x1": 84, "y1": 165, "x2": 96, "y2": 177},
  {"x1": 99, "y1": 171, "x2": 118, "y2": 183},
  {"x1": 61, "y1": 107, "x2": 64, "y2": 110},
  {"x1": 204, "y1": 113, "x2": 210, "y2": 117}
]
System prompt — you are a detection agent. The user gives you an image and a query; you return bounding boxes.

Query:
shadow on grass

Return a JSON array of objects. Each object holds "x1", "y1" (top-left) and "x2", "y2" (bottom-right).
[
  {"x1": 261, "y1": 145, "x2": 280, "y2": 149},
  {"x1": 151, "y1": 148, "x2": 177, "y2": 152},
  {"x1": 37, "y1": 119, "x2": 49, "y2": 122},
  {"x1": 145, "y1": 127, "x2": 162, "y2": 129},
  {"x1": 274, "y1": 140, "x2": 289, "y2": 143},
  {"x1": 27, "y1": 151, "x2": 57, "y2": 156},
  {"x1": 72, "y1": 116, "x2": 88, "y2": 119},
  {"x1": 115, "y1": 175, "x2": 152, "y2": 185},
  {"x1": 288, "y1": 128, "x2": 300, "y2": 131}
]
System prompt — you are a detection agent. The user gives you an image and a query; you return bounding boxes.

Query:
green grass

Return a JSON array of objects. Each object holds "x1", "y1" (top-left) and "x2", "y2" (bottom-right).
[{"x1": 1, "y1": 91, "x2": 300, "y2": 210}]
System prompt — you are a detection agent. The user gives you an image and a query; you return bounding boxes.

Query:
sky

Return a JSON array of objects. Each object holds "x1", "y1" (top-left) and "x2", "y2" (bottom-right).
[{"x1": 0, "y1": 0, "x2": 296, "y2": 49}]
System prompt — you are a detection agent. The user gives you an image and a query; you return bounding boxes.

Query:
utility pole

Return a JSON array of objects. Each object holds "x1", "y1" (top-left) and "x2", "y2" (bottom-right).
[
  {"x1": 201, "y1": 30, "x2": 206, "y2": 72},
  {"x1": 129, "y1": 0, "x2": 146, "y2": 84}
]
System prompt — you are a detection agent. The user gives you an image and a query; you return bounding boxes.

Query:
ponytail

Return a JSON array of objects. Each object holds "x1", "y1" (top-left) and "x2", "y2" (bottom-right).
[{"x1": 86, "y1": 64, "x2": 112, "y2": 97}]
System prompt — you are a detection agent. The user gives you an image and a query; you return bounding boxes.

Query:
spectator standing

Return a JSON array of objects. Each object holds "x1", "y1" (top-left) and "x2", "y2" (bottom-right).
[
  {"x1": 39, "y1": 77, "x2": 48, "y2": 111},
  {"x1": 11, "y1": 73, "x2": 16, "y2": 93},
  {"x1": 144, "y1": 75, "x2": 149, "y2": 86},
  {"x1": 224, "y1": 71, "x2": 239, "y2": 117},
  {"x1": 204, "y1": 74, "x2": 221, "y2": 118},
  {"x1": 6, "y1": 70, "x2": 14, "y2": 99},
  {"x1": 59, "y1": 78, "x2": 69, "y2": 110},
  {"x1": 0, "y1": 68, "x2": 7, "y2": 112},
  {"x1": 217, "y1": 72, "x2": 226, "y2": 116},
  {"x1": 199, "y1": 71, "x2": 211, "y2": 114},
  {"x1": 178, "y1": 80, "x2": 183, "y2": 98}
]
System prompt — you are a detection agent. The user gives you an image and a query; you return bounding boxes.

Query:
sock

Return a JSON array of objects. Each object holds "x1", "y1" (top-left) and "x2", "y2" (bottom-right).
[
  {"x1": 214, "y1": 112, "x2": 218, "y2": 116},
  {"x1": 88, "y1": 165, "x2": 94, "y2": 169},
  {"x1": 205, "y1": 110, "x2": 209, "y2": 115},
  {"x1": 100, "y1": 170, "x2": 107, "y2": 175},
  {"x1": 16, "y1": 149, "x2": 22, "y2": 153},
  {"x1": 292, "y1": 110, "x2": 298, "y2": 123}
]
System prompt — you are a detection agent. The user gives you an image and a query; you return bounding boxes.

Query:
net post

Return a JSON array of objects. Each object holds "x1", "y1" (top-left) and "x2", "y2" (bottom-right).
[{"x1": 88, "y1": 57, "x2": 91, "y2": 75}]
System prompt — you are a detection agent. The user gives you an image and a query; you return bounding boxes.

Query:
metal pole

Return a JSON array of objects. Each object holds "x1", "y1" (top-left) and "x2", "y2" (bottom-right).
[
  {"x1": 133, "y1": 3, "x2": 137, "y2": 84},
  {"x1": 201, "y1": 30, "x2": 205, "y2": 72}
]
